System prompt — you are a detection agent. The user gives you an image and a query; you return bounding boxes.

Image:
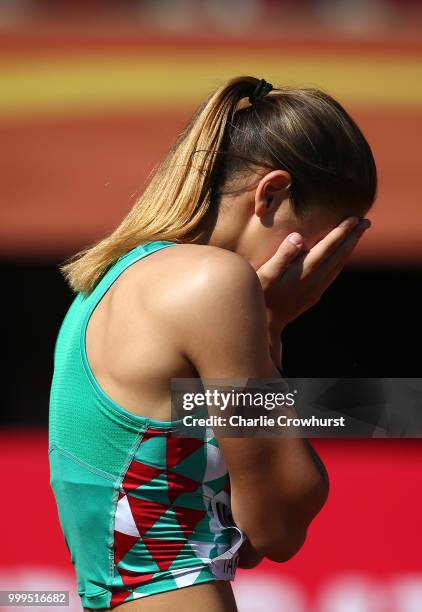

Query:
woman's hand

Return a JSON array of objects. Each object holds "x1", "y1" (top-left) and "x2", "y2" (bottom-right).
[{"x1": 257, "y1": 216, "x2": 371, "y2": 334}]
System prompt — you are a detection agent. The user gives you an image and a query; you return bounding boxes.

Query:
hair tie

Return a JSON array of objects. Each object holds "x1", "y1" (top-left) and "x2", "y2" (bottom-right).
[{"x1": 248, "y1": 79, "x2": 273, "y2": 105}]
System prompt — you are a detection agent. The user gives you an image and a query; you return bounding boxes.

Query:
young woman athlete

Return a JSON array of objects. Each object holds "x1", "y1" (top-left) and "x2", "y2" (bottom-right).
[{"x1": 49, "y1": 76, "x2": 376, "y2": 612}]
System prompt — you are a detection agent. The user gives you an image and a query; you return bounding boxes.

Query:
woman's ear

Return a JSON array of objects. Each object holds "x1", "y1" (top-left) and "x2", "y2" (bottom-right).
[{"x1": 255, "y1": 169, "x2": 292, "y2": 218}]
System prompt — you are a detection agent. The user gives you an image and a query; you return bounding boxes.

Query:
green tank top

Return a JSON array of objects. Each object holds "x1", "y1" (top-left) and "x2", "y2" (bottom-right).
[{"x1": 48, "y1": 240, "x2": 244, "y2": 609}]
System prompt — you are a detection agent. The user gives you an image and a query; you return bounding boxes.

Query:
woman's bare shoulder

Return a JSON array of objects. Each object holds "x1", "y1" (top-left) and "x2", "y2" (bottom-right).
[
  {"x1": 117, "y1": 243, "x2": 265, "y2": 332},
  {"x1": 148, "y1": 243, "x2": 253, "y2": 271},
  {"x1": 128, "y1": 243, "x2": 260, "y2": 297}
]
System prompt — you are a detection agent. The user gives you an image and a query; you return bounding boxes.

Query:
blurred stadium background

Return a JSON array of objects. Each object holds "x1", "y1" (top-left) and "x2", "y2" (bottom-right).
[{"x1": 1, "y1": 1, "x2": 422, "y2": 611}]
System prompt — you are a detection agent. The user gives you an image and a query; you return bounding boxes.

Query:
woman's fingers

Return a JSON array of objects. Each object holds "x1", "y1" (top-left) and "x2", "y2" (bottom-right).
[
  {"x1": 257, "y1": 232, "x2": 304, "y2": 285},
  {"x1": 311, "y1": 218, "x2": 371, "y2": 293},
  {"x1": 302, "y1": 216, "x2": 361, "y2": 275},
  {"x1": 319, "y1": 218, "x2": 371, "y2": 278}
]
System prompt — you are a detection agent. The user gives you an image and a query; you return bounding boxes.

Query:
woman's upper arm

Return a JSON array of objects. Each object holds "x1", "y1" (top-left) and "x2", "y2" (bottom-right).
[
  {"x1": 166, "y1": 247, "x2": 328, "y2": 560},
  {"x1": 176, "y1": 247, "x2": 277, "y2": 379}
]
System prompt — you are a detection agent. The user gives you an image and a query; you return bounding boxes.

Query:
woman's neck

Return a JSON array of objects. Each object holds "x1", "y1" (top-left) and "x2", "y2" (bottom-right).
[{"x1": 187, "y1": 194, "x2": 249, "y2": 254}]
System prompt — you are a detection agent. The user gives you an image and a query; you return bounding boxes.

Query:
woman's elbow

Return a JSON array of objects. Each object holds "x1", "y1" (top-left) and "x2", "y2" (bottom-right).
[
  {"x1": 251, "y1": 525, "x2": 308, "y2": 563},
  {"x1": 244, "y1": 474, "x2": 329, "y2": 563}
]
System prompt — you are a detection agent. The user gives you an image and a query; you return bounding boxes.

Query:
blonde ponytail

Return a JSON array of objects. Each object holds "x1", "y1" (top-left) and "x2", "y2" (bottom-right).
[{"x1": 60, "y1": 76, "x2": 258, "y2": 294}]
